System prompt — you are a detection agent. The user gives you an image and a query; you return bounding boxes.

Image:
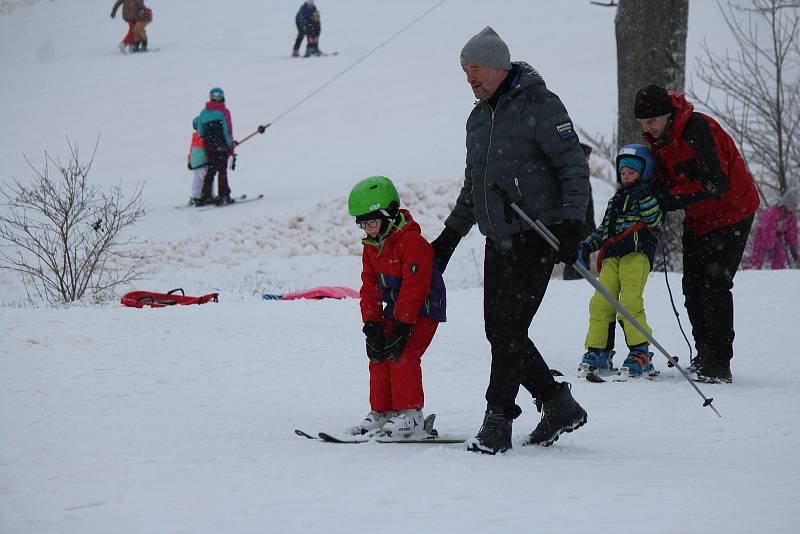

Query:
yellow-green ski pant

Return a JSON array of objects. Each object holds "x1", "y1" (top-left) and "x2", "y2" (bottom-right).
[{"x1": 584, "y1": 252, "x2": 652, "y2": 349}]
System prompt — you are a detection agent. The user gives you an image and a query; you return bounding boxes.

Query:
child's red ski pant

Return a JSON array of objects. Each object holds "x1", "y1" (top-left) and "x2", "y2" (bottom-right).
[{"x1": 369, "y1": 317, "x2": 438, "y2": 412}]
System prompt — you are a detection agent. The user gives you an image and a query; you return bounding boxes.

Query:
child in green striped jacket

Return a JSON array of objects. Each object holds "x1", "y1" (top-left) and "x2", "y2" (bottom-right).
[{"x1": 576, "y1": 144, "x2": 664, "y2": 380}]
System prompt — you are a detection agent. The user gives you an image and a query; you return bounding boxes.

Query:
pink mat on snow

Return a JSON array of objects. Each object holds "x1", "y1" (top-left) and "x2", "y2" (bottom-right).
[{"x1": 269, "y1": 286, "x2": 359, "y2": 300}]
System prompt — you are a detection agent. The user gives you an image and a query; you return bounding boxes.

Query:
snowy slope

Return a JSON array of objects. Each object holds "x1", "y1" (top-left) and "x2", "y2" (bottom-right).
[
  {"x1": 2, "y1": 272, "x2": 799, "y2": 534},
  {"x1": 0, "y1": 0, "x2": 728, "y2": 301},
  {"x1": 2, "y1": 2, "x2": 797, "y2": 534}
]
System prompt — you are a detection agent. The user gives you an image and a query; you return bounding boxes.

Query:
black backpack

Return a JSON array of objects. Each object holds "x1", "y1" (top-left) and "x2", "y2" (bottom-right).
[{"x1": 202, "y1": 120, "x2": 228, "y2": 151}]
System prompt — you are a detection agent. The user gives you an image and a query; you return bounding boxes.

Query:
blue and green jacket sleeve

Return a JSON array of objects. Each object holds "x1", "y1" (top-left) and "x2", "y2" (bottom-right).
[{"x1": 582, "y1": 188, "x2": 664, "y2": 265}]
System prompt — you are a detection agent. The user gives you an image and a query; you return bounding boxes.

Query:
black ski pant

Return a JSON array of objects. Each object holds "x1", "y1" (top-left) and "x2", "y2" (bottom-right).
[
  {"x1": 483, "y1": 231, "x2": 559, "y2": 415},
  {"x1": 201, "y1": 146, "x2": 230, "y2": 200},
  {"x1": 293, "y1": 23, "x2": 306, "y2": 52},
  {"x1": 682, "y1": 215, "x2": 753, "y2": 368}
]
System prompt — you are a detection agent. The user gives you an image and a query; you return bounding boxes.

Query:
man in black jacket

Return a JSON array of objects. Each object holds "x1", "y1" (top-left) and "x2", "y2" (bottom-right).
[{"x1": 431, "y1": 26, "x2": 590, "y2": 454}]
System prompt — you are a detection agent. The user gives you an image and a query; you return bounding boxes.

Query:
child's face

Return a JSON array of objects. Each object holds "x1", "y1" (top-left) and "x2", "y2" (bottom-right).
[
  {"x1": 620, "y1": 166, "x2": 641, "y2": 185},
  {"x1": 358, "y1": 219, "x2": 382, "y2": 239}
]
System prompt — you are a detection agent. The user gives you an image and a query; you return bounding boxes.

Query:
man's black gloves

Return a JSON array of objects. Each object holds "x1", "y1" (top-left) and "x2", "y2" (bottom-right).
[
  {"x1": 383, "y1": 322, "x2": 414, "y2": 362},
  {"x1": 431, "y1": 226, "x2": 462, "y2": 273},
  {"x1": 363, "y1": 321, "x2": 385, "y2": 363},
  {"x1": 551, "y1": 221, "x2": 583, "y2": 265}
]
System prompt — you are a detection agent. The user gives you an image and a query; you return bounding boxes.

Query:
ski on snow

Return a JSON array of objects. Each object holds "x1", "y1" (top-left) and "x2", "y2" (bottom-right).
[
  {"x1": 294, "y1": 414, "x2": 465, "y2": 444},
  {"x1": 174, "y1": 194, "x2": 263, "y2": 210},
  {"x1": 581, "y1": 367, "x2": 661, "y2": 383},
  {"x1": 289, "y1": 51, "x2": 339, "y2": 59},
  {"x1": 197, "y1": 194, "x2": 264, "y2": 210}
]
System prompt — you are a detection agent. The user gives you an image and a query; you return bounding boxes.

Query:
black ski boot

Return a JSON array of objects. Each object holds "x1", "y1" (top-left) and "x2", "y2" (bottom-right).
[
  {"x1": 466, "y1": 405, "x2": 513, "y2": 455},
  {"x1": 526, "y1": 382, "x2": 587, "y2": 447},
  {"x1": 693, "y1": 360, "x2": 732, "y2": 383}
]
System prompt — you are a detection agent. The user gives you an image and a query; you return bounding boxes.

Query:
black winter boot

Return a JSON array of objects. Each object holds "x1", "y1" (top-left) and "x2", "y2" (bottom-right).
[
  {"x1": 466, "y1": 405, "x2": 513, "y2": 455},
  {"x1": 526, "y1": 382, "x2": 587, "y2": 447},
  {"x1": 693, "y1": 359, "x2": 732, "y2": 383}
]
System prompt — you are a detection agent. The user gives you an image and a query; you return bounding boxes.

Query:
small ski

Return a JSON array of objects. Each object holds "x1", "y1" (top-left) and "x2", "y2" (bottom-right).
[
  {"x1": 318, "y1": 433, "x2": 464, "y2": 444},
  {"x1": 295, "y1": 429, "x2": 317, "y2": 440},
  {"x1": 613, "y1": 368, "x2": 661, "y2": 382},
  {"x1": 294, "y1": 413, "x2": 465, "y2": 444},
  {"x1": 197, "y1": 194, "x2": 264, "y2": 210},
  {"x1": 174, "y1": 194, "x2": 248, "y2": 209},
  {"x1": 290, "y1": 51, "x2": 339, "y2": 58},
  {"x1": 584, "y1": 368, "x2": 661, "y2": 383},
  {"x1": 124, "y1": 48, "x2": 160, "y2": 54},
  {"x1": 578, "y1": 364, "x2": 618, "y2": 383}
]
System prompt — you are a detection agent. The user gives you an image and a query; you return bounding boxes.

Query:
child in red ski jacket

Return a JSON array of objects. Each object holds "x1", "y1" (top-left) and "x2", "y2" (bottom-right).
[{"x1": 347, "y1": 176, "x2": 446, "y2": 437}]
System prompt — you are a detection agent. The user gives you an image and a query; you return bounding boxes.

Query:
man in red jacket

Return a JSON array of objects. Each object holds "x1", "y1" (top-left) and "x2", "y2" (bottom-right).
[{"x1": 634, "y1": 84, "x2": 759, "y2": 383}]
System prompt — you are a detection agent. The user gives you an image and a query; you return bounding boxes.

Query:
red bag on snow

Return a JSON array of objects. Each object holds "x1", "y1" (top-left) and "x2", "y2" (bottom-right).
[{"x1": 121, "y1": 288, "x2": 219, "y2": 308}]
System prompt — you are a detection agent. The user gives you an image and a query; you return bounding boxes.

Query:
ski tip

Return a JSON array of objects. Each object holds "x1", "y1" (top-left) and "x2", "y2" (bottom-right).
[{"x1": 585, "y1": 373, "x2": 606, "y2": 383}]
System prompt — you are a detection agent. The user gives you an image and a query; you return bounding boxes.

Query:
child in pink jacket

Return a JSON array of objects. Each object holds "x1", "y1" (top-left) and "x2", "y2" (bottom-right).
[{"x1": 745, "y1": 189, "x2": 799, "y2": 269}]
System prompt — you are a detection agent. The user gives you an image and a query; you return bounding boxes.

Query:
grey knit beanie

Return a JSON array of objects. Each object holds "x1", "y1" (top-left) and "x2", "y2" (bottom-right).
[
  {"x1": 460, "y1": 26, "x2": 511, "y2": 70},
  {"x1": 780, "y1": 188, "x2": 800, "y2": 208}
]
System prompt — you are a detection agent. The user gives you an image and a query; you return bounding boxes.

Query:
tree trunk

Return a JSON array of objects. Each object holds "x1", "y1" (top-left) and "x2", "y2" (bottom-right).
[
  {"x1": 616, "y1": 0, "x2": 689, "y2": 146},
  {"x1": 616, "y1": 0, "x2": 689, "y2": 272}
]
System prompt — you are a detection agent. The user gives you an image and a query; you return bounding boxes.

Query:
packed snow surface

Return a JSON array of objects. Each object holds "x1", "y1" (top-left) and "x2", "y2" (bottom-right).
[{"x1": 1, "y1": 1, "x2": 797, "y2": 533}]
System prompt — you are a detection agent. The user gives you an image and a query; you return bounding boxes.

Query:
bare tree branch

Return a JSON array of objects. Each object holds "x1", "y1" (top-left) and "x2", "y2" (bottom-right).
[
  {"x1": 688, "y1": 0, "x2": 800, "y2": 201},
  {"x1": 0, "y1": 138, "x2": 148, "y2": 305}
]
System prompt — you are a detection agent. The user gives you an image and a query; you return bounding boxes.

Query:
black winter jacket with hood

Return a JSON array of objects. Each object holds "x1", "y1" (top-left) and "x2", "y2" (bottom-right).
[{"x1": 444, "y1": 62, "x2": 590, "y2": 246}]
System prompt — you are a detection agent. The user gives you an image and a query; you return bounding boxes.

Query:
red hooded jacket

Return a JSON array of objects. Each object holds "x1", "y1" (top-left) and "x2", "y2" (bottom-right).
[
  {"x1": 642, "y1": 92, "x2": 759, "y2": 235},
  {"x1": 359, "y1": 210, "x2": 446, "y2": 324}
]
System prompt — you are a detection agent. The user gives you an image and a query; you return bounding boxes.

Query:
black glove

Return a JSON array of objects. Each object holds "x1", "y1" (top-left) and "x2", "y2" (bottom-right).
[
  {"x1": 431, "y1": 226, "x2": 462, "y2": 273},
  {"x1": 551, "y1": 221, "x2": 583, "y2": 265},
  {"x1": 258, "y1": 125, "x2": 267, "y2": 134},
  {"x1": 363, "y1": 321, "x2": 385, "y2": 363},
  {"x1": 383, "y1": 321, "x2": 413, "y2": 362}
]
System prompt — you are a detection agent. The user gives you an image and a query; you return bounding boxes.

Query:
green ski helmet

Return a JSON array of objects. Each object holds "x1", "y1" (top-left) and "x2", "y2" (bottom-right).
[{"x1": 348, "y1": 176, "x2": 400, "y2": 219}]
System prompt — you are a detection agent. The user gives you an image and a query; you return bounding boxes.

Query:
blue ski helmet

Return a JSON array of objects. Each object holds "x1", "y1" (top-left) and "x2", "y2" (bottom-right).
[
  {"x1": 616, "y1": 144, "x2": 655, "y2": 184},
  {"x1": 209, "y1": 87, "x2": 225, "y2": 102}
]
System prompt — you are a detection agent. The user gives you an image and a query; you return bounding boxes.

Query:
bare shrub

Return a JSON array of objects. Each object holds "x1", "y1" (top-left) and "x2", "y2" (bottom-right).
[
  {"x1": 0, "y1": 139, "x2": 147, "y2": 305},
  {"x1": 689, "y1": 0, "x2": 800, "y2": 201}
]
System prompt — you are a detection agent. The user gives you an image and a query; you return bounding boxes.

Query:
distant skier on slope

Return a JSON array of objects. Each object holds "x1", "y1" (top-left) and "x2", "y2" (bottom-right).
[
  {"x1": 192, "y1": 87, "x2": 236, "y2": 206},
  {"x1": 110, "y1": 0, "x2": 152, "y2": 53},
  {"x1": 292, "y1": 0, "x2": 317, "y2": 57},
  {"x1": 303, "y1": 10, "x2": 323, "y2": 57},
  {"x1": 347, "y1": 176, "x2": 446, "y2": 438}
]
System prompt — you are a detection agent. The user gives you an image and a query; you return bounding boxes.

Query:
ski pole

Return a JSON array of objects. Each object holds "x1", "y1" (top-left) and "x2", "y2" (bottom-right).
[
  {"x1": 234, "y1": 123, "x2": 271, "y2": 147},
  {"x1": 506, "y1": 200, "x2": 721, "y2": 418}
]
